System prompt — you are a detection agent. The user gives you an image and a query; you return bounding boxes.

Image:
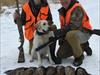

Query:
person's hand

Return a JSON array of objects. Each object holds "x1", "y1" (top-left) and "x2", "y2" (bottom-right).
[
  {"x1": 61, "y1": 25, "x2": 71, "y2": 34},
  {"x1": 49, "y1": 25, "x2": 57, "y2": 32}
]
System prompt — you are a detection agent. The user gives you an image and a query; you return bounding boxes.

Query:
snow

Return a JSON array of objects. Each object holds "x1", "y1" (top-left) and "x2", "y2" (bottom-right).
[{"x1": 0, "y1": 0, "x2": 100, "y2": 75}]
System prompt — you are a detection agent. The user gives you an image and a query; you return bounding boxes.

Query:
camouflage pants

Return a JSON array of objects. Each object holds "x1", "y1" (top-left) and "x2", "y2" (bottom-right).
[
  {"x1": 65, "y1": 30, "x2": 91, "y2": 58},
  {"x1": 57, "y1": 30, "x2": 91, "y2": 58}
]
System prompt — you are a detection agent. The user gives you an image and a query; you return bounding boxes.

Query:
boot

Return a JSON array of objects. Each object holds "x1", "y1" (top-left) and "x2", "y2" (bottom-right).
[
  {"x1": 73, "y1": 54, "x2": 84, "y2": 66},
  {"x1": 82, "y1": 41, "x2": 92, "y2": 56}
]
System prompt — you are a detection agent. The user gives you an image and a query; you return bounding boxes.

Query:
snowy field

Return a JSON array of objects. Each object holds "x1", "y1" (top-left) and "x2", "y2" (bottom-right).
[{"x1": 0, "y1": 0, "x2": 100, "y2": 75}]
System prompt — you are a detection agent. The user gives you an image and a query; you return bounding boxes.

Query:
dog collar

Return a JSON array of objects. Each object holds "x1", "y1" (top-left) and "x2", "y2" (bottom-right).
[{"x1": 36, "y1": 30, "x2": 49, "y2": 36}]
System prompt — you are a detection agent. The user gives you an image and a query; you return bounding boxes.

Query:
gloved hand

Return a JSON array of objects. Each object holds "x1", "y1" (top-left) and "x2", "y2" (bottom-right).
[
  {"x1": 58, "y1": 7, "x2": 66, "y2": 16},
  {"x1": 49, "y1": 24, "x2": 57, "y2": 32},
  {"x1": 13, "y1": 9, "x2": 20, "y2": 24},
  {"x1": 61, "y1": 25, "x2": 71, "y2": 33},
  {"x1": 49, "y1": 37, "x2": 57, "y2": 42}
]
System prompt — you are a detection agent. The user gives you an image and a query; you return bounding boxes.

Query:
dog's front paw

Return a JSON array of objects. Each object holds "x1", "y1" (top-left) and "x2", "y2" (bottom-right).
[{"x1": 30, "y1": 59, "x2": 34, "y2": 62}]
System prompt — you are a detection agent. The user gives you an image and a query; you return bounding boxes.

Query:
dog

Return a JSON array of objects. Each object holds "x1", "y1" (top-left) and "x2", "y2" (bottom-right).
[{"x1": 30, "y1": 20, "x2": 55, "y2": 66}]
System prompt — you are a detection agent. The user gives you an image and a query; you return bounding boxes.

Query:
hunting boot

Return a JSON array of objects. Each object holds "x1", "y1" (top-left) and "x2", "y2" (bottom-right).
[
  {"x1": 29, "y1": 38, "x2": 33, "y2": 55},
  {"x1": 82, "y1": 41, "x2": 92, "y2": 56},
  {"x1": 73, "y1": 54, "x2": 84, "y2": 66}
]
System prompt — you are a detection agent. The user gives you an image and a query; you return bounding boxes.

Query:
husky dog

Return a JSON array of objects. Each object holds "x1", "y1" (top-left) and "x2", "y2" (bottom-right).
[{"x1": 30, "y1": 20, "x2": 54, "y2": 66}]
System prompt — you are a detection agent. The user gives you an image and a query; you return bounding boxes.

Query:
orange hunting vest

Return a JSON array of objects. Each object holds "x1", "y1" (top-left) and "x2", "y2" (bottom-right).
[
  {"x1": 23, "y1": 3, "x2": 49, "y2": 40},
  {"x1": 60, "y1": 3, "x2": 92, "y2": 30}
]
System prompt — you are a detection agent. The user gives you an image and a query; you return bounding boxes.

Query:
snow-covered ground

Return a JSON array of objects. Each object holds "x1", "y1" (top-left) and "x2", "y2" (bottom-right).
[{"x1": 0, "y1": 0, "x2": 100, "y2": 75}]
